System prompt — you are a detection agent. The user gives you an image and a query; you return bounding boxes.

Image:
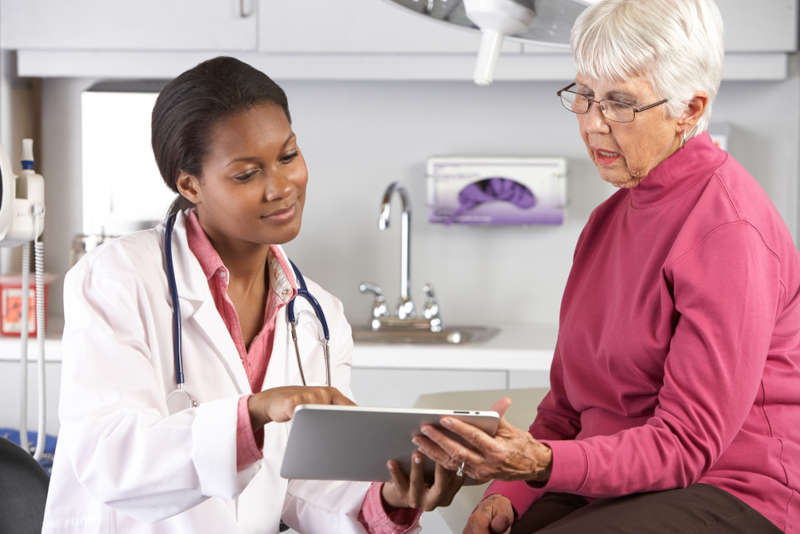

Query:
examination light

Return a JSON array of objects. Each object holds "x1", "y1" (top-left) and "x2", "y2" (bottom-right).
[{"x1": 383, "y1": 0, "x2": 599, "y2": 85}]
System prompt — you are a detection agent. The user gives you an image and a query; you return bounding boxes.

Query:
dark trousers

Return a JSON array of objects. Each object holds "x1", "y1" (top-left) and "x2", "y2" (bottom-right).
[{"x1": 511, "y1": 484, "x2": 783, "y2": 533}]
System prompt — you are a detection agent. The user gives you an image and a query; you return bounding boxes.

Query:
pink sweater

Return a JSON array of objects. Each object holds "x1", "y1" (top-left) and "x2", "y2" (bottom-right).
[{"x1": 487, "y1": 133, "x2": 800, "y2": 532}]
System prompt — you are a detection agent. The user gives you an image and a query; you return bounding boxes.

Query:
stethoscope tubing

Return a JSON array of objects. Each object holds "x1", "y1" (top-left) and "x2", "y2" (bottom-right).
[
  {"x1": 287, "y1": 263, "x2": 330, "y2": 340},
  {"x1": 164, "y1": 213, "x2": 185, "y2": 387},
  {"x1": 287, "y1": 260, "x2": 331, "y2": 386},
  {"x1": 165, "y1": 212, "x2": 331, "y2": 397}
]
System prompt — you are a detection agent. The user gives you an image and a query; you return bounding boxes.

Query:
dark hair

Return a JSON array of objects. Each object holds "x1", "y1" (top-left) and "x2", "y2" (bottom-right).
[{"x1": 151, "y1": 56, "x2": 292, "y2": 217}]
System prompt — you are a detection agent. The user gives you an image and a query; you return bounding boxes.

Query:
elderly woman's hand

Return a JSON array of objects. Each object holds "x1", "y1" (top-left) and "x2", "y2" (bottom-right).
[
  {"x1": 463, "y1": 494, "x2": 514, "y2": 534},
  {"x1": 412, "y1": 398, "x2": 553, "y2": 484},
  {"x1": 381, "y1": 452, "x2": 464, "y2": 512}
]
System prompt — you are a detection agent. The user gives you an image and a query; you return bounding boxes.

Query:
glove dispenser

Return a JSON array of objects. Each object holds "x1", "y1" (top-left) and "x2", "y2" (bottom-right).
[{"x1": 427, "y1": 156, "x2": 566, "y2": 225}]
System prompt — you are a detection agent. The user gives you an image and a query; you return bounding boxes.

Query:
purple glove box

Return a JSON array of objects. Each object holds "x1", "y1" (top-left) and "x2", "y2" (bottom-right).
[{"x1": 427, "y1": 157, "x2": 566, "y2": 225}]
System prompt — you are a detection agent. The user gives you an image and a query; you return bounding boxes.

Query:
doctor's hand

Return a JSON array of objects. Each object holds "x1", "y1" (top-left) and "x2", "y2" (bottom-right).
[
  {"x1": 381, "y1": 453, "x2": 464, "y2": 512},
  {"x1": 463, "y1": 494, "x2": 514, "y2": 534},
  {"x1": 247, "y1": 386, "x2": 355, "y2": 431},
  {"x1": 413, "y1": 398, "x2": 553, "y2": 484}
]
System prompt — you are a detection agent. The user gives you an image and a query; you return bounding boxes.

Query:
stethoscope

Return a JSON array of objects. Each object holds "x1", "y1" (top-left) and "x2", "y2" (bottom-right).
[{"x1": 163, "y1": 212, "x2": 331, "y2": 412}]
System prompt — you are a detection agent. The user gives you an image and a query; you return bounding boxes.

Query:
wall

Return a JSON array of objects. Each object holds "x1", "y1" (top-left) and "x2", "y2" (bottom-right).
[
  {"x1": 38, "y1": 66, "x2": 800, "y2": 331},
  {"x1": 39, "y1": 78, "x2": 92, "y2": 319},
  {"x1": 0, "y1": 56, "x2": 795, "y2": 436},
  {"x1": 283, "y1": 74, "x2": 800, "y2": 328}
]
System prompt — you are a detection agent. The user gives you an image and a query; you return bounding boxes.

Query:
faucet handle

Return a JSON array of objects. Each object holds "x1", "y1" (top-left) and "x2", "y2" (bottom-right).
[
  {"x1": 359, "y1": 282, "x2": 388, "y2": 320},
  {"x1": 359, "y1": 282, "x2": 384, "y2": 298},
  {"x1": 422, "y1": 282, "x2": 439, "y2": 318},
  {"x1": 423, "y1": 282, "x2": 436, "y2": 301},
  {"x1": 422, "y1": 282, "x2": 444, "y2": 332}
]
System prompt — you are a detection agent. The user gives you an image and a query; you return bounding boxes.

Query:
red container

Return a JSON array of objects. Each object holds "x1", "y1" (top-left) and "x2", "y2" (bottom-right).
[{"x1": 0, "y1": 273, "x2": 54, "y2": 337}]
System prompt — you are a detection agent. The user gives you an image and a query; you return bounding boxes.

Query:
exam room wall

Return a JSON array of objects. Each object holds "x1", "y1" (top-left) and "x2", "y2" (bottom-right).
[
  {"x1": 283, "y1": 74, "x2": 800, "y2": 329},
  {"x1": 2, "y1": 69, "x2": 799, "y2": 435},
  {"x1": 35, "y1": 67, "x2": 800, "y2": 327}
]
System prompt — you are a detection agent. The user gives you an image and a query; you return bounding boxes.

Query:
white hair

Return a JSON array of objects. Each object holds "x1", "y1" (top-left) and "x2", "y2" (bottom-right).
[{"x1": 570, "y1": 0, "x2": 724, "y2": 138}]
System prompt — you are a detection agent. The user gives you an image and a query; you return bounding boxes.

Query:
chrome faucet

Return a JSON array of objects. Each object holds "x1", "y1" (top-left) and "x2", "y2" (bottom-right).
[
  {"x1": 359, "y1": 182, "x2": 445, "y2": 333},
  {"x1": 422, "y1": 283, "x2": 443, "y2": 333},
  {"x1": 378, "y1": 182, "x2": 415, "y2": 319},
  {"x1": 358, "y1": 282, "x2": 388, "y2": 331}
]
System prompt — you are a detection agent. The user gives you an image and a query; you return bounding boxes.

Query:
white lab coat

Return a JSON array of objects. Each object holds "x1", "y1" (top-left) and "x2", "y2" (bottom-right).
[{"x1": 42, "y1": 212, "x2": 383, "y2": 534}]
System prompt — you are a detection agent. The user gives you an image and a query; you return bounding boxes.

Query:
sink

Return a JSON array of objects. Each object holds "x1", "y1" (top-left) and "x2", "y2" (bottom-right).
[{"x1": 351, "y1": 325, "x2": 500, "y2": 345}]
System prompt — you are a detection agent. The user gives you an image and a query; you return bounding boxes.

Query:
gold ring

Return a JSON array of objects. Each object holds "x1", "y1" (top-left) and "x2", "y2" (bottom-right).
[{"x1": 456, "y1": 461, "x2": 465, "y2": 478}]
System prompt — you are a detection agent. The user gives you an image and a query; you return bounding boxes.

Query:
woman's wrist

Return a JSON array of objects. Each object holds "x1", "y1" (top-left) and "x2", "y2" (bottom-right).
[
  {"x1": 247, "y1": 393, "x2": 271, "y2": 432},
  {"x1": 379, "y1": 482, "x2": 404, "y2": 512},
  {"x1": 527, "y1": 441, "x2": 553, "y2": 485}
]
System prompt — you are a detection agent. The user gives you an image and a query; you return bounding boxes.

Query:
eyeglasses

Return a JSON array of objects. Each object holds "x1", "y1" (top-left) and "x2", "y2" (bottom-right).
[{"x1": 556, "y1": 83, "x2": 668, "y2": 123}]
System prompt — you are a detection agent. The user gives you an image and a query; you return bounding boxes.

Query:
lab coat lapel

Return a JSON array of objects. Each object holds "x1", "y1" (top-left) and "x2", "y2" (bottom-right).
[
  {"x1": 265, "y1": 306, "x2": 292, "y2": 390},
  {"x1": 168, "y1": 212, "x2": 250, "y2": 394},
  {"x1": 262, "y1": 245, "x2": 301, "y2": 390}
]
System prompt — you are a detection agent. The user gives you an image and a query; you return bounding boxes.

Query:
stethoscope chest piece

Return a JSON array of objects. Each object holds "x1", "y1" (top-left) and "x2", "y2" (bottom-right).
[{"x1": 166, "y1": 387, "x2": 198, "y2": 412}]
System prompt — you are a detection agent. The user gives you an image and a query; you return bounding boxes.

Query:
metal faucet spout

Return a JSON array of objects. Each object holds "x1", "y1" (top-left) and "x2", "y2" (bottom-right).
[
  {"x1": 378, "y1": 204, "x2": 391, "y2": 230},
  {"x1": 379, "y1": 182, "x2": 414, "y2": 319},
  {"x1": 379, "y1": 182, "x2": 408, "y2": 228}
]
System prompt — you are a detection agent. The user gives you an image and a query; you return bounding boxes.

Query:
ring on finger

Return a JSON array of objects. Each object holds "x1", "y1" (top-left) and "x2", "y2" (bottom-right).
[{"x1": 456, "y1": 461, "x2": 465, "y2": 478}]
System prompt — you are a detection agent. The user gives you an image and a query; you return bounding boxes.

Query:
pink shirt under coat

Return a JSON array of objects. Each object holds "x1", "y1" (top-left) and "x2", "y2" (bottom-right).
[
  {"x1": 184, "y1": 211, "x2": 419, "y2": 533},
  {"x1": 486, "y1": 133, "x2": 800, "y2": 532}
]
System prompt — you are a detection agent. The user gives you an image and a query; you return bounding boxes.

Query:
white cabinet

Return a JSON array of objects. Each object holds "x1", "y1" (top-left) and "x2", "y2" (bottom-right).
[
  {"x1": 718, "y1": 0, "x2": 797, "y2": 52},
  {"x1": 3, "y1": 0, "x2": 795, "y2": 55},
  {"x1": 520, "y1": 0, "x2": 798, "y2": 81},
  {"x1": 523, "y1": 0, "x2": 798, "y2": 54},
  {"x1": 257, "y1": 0, "x2": 519, "y2": 54},
  {"x1": 0, "y1": 0, "x2": 257, "y2": 51},
  {"x1": 3, "y1": 0, "x2": 796, "y2": 80}
]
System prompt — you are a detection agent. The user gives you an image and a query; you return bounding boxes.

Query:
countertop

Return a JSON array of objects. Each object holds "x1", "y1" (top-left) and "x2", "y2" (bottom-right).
[
  {"x1": 351, "y1": 323, "x2": 557, "y2": 371},
  {"x1": 0, "y1": 317, "x2": 558, "y2": 372}
]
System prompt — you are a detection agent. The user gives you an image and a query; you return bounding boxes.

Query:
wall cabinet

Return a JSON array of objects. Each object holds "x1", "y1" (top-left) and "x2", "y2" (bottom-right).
[
  {"x1": 718, "y1": 0, "x2": 797, "y2": 52},
  {"x1": 258, "y1": 0, "x2": 519, "y2": 54},
  {"x1": 4, "y1": 0, "x2": 792, "y2": 55},
  {"x1": 2, "y1": 0, "x2": 796, "y2": 80},
  {"x1": 0, "y1": 0, "x2": 257, "y2": 51},
  {"x1": 523, "y1": 0, "x2": 798, "y2": 54},
  {"x1": 0, "y1": 0, "x2": 518, "y2": 54}
]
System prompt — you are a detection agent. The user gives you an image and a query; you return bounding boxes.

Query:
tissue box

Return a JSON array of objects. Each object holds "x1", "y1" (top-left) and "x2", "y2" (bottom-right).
[
  {"x1": 427, "y1": 156, "x2": 567, "y2": 225},
  {"x1": 0, "y1": 273, "x2": 54, "y2": 337}
]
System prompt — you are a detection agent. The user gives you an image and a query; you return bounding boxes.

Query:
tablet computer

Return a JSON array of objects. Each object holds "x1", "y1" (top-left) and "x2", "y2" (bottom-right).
[{"x1": 280, "y1": 405, "x2": 500, "y2": 482}]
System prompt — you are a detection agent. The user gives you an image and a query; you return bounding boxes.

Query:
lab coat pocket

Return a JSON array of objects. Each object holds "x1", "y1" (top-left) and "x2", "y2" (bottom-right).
[{"x1": 165, "y1": 387, "x2": 200, "y2": 415}]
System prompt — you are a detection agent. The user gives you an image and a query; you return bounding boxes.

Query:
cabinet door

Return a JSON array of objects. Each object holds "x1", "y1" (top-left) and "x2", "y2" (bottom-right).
[
  {"x1": 523, "y1": 0, "x2": 799, "y2": 54},
  {"x1": 258, "y1": 0, "x2": 519, "y2": 53},
  {"x1": 0, "y1": 0, "x2": 257, "y2": 50},
  {"x1": 717, "y1": 0, "x2": 797, "y2": 52}
]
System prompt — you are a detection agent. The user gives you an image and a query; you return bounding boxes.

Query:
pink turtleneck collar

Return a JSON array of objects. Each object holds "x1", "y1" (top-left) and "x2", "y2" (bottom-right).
[{"x1": 628, "y1": 132, "x2": 728, "y2": 209}]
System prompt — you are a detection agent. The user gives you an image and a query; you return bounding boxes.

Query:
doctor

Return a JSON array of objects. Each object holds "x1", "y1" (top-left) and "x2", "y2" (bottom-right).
[{"x1": 42, "y1": 56, "x2": 461, "y2": 533}]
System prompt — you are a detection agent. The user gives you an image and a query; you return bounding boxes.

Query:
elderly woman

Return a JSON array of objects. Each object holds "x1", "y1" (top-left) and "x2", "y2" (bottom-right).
[{"x1": 414, "y1": 1, "x2": 800, "y2": 532}]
